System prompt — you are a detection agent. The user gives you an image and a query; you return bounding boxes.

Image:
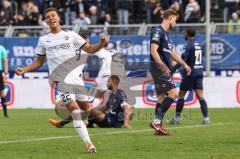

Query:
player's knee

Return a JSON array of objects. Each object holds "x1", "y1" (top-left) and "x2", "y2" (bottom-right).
[
  {"x1": 168, "y1": 91, "x2": 178, "y2": 100},
  {"x1": 70, "y1": 109, "x2": 82, "y2": 120},
  {"x1": 67, "y1": 101, "x2": 80, "y2": 112}
]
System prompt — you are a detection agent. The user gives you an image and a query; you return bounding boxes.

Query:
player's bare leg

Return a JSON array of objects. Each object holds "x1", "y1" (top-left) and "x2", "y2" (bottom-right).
[
  {"x1": 67, "y1": 101, "x2": 96, "y2": 153},
  {"x1": 194, "y1": 89, "x2": 210, "y2": 124}
]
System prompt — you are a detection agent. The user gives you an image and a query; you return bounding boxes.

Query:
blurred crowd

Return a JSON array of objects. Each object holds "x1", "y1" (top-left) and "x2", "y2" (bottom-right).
[{"x1": 0, "y1": 0, "x2": 239, "y2": 27}]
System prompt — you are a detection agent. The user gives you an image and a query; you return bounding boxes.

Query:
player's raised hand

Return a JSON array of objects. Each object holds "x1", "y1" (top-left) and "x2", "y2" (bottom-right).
[
  {"x1": 100, "y1": 35, "x2": 109, "y2": 47},
  {"x1": 184, "y1": 64, "x2": 191, "y2": 76},
  {"x1": 15, "y1": 67, "x2": 25, "y2": 75}
]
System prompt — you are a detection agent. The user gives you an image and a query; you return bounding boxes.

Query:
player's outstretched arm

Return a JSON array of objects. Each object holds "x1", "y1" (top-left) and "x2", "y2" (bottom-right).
[
  {"x1": 82, "y1": 35, "x2": 109, "y2": 54},
  {"x1": 15, "y1": 56, "x2": 46, "y2": 75},
  {"x1": 171, "y1": 49, "x2": 191, "y2": 75}
]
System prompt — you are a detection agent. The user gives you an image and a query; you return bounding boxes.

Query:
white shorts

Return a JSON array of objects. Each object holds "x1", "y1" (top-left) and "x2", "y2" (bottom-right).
[{"x1": 57, "y1": 65, "x2": 89, "y2": 105}]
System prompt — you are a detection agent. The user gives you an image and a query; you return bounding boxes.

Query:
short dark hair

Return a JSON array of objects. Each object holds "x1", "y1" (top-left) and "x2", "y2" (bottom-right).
[
  {"x1": 79, "y1": 31, "x2": 89, "y2": 40},
  {"x1": 44, "y1": 7, "x2": 58, "y2": 16},
  {"x1": 110, "y1": 75, "x2": 120, "y2": 85},
  {"x1": 163, "y1": 9, "x2": 178, "y2": 19},
  {"x1": 186, "y1": 27, "x2": 196, "y2": 37}
]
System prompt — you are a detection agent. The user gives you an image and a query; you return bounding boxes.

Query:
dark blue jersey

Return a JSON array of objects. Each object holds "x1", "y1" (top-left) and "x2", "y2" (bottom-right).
[
  {"x1": 106, "y1": 89, "x2": 127, "y2": 123},
  {"x1": 181, "y1": 38, "x2": 203, "y2": 77},
  {"x1": 150, "y1": 25, "x2": 174, "y2": 69}
]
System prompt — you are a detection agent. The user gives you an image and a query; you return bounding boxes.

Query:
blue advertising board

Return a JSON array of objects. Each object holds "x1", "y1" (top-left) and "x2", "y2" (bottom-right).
[{"x1": 0, "y1": 34, "x2": 239, "y2": 74}]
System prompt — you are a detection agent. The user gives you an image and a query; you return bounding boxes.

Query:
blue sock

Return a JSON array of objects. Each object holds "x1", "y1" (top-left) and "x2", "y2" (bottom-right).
[
  {"x1": 161, "y1": 97, "x2": 175, "y2": 113},
  {"x1": 199, "y1": 99, "x2": 208, "y2": 118},
  {"x1": 155, "y1": 97, "x2": 175, "y2": 121},
  {"x1": 60, "y1": 115, "x2": 73, "y2": 126},
  {"x1": 155, "y1": 103, "x2": 163, "y2": 120},
  {"x1": 176, "y1": 98, "x2": 184, "y2": 118}
]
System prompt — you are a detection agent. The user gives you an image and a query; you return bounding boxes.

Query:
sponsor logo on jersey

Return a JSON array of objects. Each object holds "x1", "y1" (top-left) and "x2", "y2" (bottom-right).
[
  {"x1": 142, "y1": 77, "x2": 197, "y2": 107},
  {"x1": 64, "y1": 36, "x2": 69, "y2": 40},
  {"x1": 48, "y1": 43, "x2": 70, "y2": 51},
  {"x1": 1, "y1": 81, "x2": 14, "y2": 107}
]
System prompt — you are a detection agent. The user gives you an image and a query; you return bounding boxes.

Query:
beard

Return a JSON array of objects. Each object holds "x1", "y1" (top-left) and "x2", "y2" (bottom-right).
[
  {"x1": 107, "y1": 85, "x2": 112, "y2": 90},
  {"x1": 169, "y1": 23, "x2": 175, "y2": 30}
]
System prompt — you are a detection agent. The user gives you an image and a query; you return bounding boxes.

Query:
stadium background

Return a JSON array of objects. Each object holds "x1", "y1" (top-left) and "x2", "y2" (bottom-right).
[{"x1": 0, "y1": 0, "x2": 239, "y2": 109}]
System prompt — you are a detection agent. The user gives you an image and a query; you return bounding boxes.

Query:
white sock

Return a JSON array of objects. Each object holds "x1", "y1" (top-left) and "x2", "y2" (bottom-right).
[
  {"x1": 153, "y1": 118, "x2": 161, "y2": 124},
  {"x1": 203, "y1": 117, "x2": 209, "y2": 121},
  {"x1": 71, "y1": 109, "x2": 92, "y2": 144}
]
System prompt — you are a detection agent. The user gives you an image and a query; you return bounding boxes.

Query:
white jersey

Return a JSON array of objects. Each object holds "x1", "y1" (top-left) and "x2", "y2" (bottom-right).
[
  {"x1": 95, "y1": 48, "x2": 116, "y2": 84},
  {"x1": 35, "y1": 30, "x2": 86, "y2": 74},
  {"x1": 35, "y1": 30, "x2": 89, "y2": 103}
]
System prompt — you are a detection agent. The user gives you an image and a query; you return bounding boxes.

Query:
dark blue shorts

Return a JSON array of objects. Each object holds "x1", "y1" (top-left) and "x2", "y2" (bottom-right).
[
  {"x1": 150, "y1": 63, "x2": 175, "y2": 95},
  {"x1": 180, "y1": 75, "x2": 203, "y2": 91},
  {"x1": 94, "y1": 113, "x2": 123, "y2": 128}
]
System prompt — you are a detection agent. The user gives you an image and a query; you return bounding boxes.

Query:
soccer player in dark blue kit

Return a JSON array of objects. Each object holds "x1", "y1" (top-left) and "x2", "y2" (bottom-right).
[
  {"x1": 50, "y1": 75, "x2": 133, "y2": 128},
  {"x1": 167, "y1": 27, "x2": 210, "y2": 125},
  {"x1": 87, "y1": 75, "x2": 133, "y2": 128},
  {"x1": 149, "y1": 9, "x2": 191, "y2": 136}
]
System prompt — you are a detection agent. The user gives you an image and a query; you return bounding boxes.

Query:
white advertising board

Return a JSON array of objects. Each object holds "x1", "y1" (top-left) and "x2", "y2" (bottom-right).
[{"x1": 2, "y1": 77, "x2": 240, "y2": 109}]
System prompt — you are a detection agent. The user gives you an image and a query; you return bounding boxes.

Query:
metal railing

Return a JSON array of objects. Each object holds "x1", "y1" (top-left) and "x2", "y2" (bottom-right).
[
  {"x1": 73, "y1": 24, "x2": 144, "y2": 36},
  {"x1": 212, "y1": 22, "x2": 240, "y2": 33},
  {"x1": 1, "y1": 23, "x2": 238, "y2": 37},
  {"x1": 143, "y1": 23, "x2": 211, "y2": 35}
]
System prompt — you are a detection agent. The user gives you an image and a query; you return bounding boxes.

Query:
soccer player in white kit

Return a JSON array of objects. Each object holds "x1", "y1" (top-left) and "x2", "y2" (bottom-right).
[
  {"x1": 15, "y1": 7, "x2": 109, "y2": 153},
  {"x1": 48, "y1": 34, "x2": 119, "y2": 127}
]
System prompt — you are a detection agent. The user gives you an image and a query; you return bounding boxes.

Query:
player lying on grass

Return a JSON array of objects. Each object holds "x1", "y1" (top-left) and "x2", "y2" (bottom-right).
[
  {"x1": 167, "y1": 27, "x2": 210, "y2": 125},
  {"x1": 15, "y1": 7, "x2": 109, "y2": 153},
  {"x1": 50, "y1": 75, "x2": 134, "y2": 128}
]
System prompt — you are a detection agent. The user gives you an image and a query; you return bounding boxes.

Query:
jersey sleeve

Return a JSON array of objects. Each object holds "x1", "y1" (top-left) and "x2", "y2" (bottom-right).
[
  {"x1": 0, "y1": 46, "x2": 7, "y2": 58},
  {"x1": 119, "y1": 90, "x2": 128, "y2": 107},
  {"x1": 34, "y1": 38, "x2": 46, "y2": 56},
  {"x1": 72, "y1": 31, "x2": 87, "y2": 49},
  {"x1": 150, "y1": 28, "x2": 162, "y2": 45},
  {"x1": 181, "y1": 44, "x2": 190, "y2": 61}
]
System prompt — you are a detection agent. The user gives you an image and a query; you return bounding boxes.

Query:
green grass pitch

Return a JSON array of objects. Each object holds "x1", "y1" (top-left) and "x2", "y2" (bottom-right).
[{"x1": 0, "y1": 108, "x2": 240, "y2": 159}]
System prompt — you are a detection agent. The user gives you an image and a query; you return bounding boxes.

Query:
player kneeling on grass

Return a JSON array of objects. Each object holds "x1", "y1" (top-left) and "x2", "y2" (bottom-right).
[
  {"x1": 50, "y1": 75, "x2": 134, "y2": 128},
  {"x1": 15, "y1": 7, "x2": 109, "y2": 153},
  {"x1": 166, "y1": 27, "x2": 210, "y2": 125}
]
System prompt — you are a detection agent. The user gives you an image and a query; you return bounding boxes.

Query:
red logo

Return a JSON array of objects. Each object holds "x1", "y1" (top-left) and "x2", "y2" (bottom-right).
[
  {"x1": 142, "y1": 77, "x2": 197, "y2": 107},
  {"x1": 0, "y1": 81, "x2": 14, "y2": 107},
  {"x1": 236, "y1": 80, "x2": 240, "y2": 104}
]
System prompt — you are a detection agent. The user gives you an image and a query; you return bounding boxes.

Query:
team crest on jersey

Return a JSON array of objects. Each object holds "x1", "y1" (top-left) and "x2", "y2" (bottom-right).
[
  {"x1": 142, "y1": 78, "x2": 197, "y2": 107},
  {"x1": 165, "y1": 36, "x2": 168, "y2": 41},
  {"x1": 64, "y1": 35, "x2": 69, "y2": 40}
]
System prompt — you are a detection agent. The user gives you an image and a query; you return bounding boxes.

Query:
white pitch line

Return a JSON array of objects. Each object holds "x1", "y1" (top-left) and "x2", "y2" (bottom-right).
[{"x1": 0, "y1": 123, "x2": 223, "y2": 145}]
